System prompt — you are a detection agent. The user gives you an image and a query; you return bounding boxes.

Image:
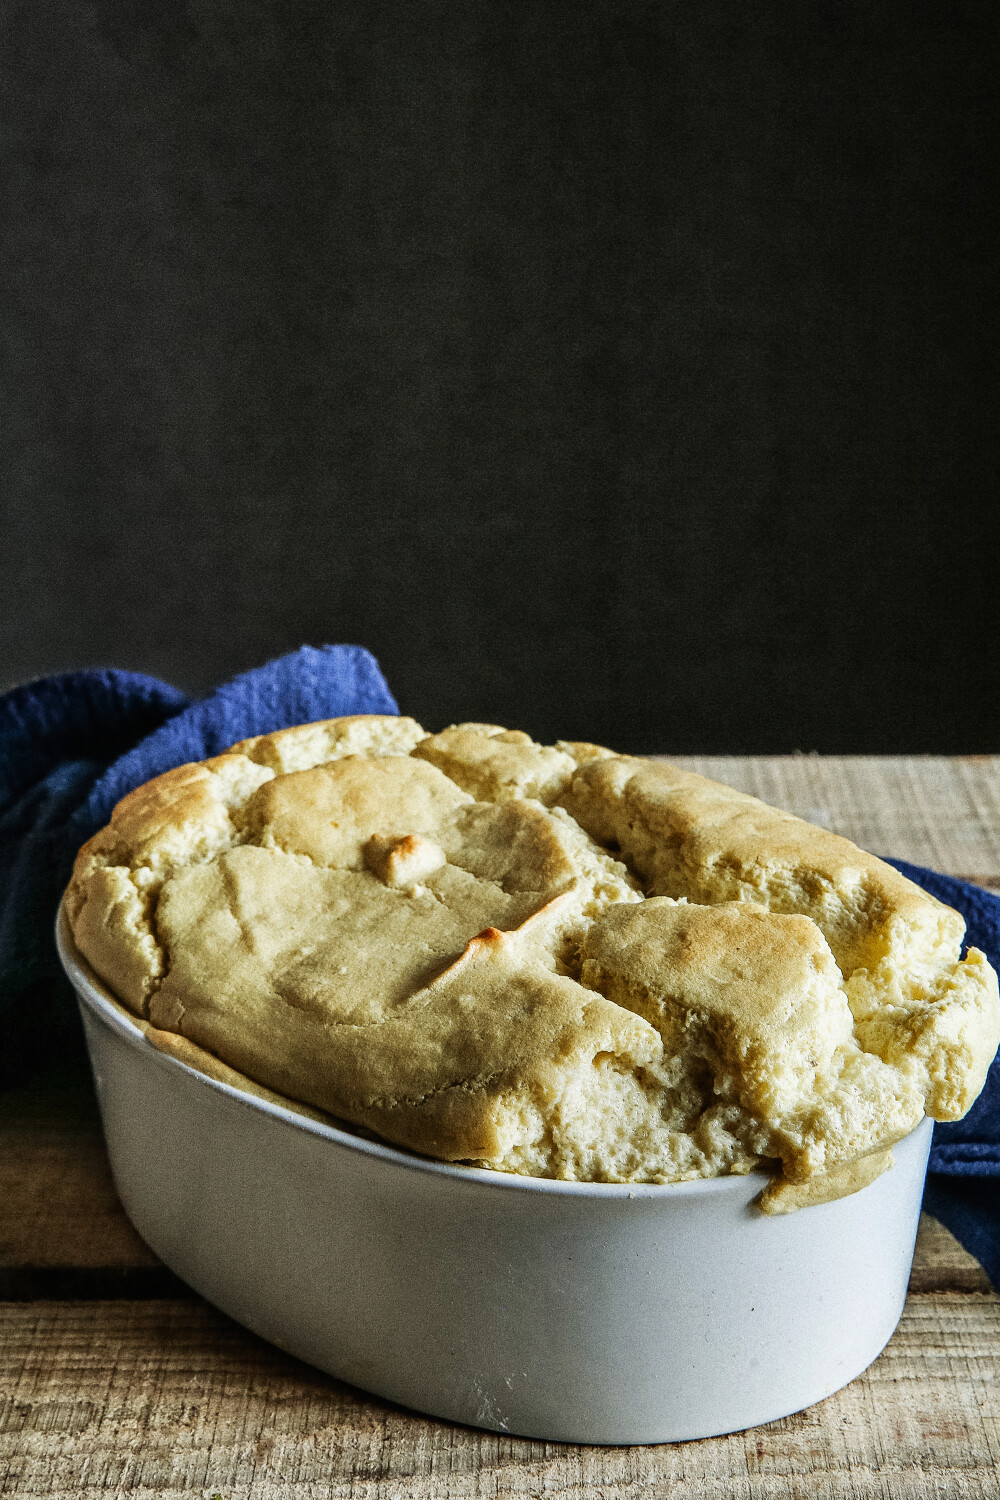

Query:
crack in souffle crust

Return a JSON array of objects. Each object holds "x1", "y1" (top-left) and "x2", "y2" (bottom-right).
[{"x1": 66, "y1": 715, "x2": 1000, "y2": 1211}]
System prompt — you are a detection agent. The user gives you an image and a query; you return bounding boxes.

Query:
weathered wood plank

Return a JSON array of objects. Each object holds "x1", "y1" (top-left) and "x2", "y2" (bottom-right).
[
  {"x1": 911, "y1": 1217, "x2": 993, "y2": 1295},
  {"x1": 1, "y1": 1294, "x2": 998, "y2": 1498},
  {"x1": 0, "y1": 1069, "x2": 158, "y2": 1274}
]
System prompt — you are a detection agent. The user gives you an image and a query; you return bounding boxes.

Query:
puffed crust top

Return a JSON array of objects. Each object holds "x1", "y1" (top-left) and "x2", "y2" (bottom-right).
[{"x1": 66, "y1": 716, "x2": 1000, "y2": 1208}]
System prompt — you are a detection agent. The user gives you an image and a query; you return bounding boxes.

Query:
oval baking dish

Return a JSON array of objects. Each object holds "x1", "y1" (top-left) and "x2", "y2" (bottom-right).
[{"x1": 57, "y1": 903, "x2": 932, "y2": 1445}]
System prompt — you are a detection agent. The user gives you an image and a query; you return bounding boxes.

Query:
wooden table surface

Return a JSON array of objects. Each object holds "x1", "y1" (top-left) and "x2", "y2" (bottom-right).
[{"x1": 3, "y1": 756, "x2": 999, "y2": 1498}]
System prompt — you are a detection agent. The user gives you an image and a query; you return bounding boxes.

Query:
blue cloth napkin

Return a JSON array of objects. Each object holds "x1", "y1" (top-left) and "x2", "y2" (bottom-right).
[{"x1": 1, "y1": 652, "x2": 998, "y2": 1288}]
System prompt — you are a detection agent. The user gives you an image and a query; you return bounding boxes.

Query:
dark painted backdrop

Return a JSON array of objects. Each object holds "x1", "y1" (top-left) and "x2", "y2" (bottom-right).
[{"x1": 2, "y1": 2, "x2": 997, "y2": 752}]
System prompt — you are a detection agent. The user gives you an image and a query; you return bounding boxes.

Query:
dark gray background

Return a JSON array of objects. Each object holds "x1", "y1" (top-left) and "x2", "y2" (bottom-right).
[{"x1": 2, "y1": 2, "x2": 997, "y2": 752}]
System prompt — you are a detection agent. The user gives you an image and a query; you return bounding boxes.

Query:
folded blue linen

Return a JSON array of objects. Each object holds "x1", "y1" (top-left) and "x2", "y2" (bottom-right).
[{"x1": 1, "y1": 651, "x2": 997, "y2": 1286}]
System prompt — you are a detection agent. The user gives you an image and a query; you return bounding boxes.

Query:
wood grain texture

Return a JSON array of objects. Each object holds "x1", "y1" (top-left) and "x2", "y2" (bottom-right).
[
  {"x1": 1, "y1": 1296, "x2": 998, "y2": 1499},
  {"x1": 0, "y1": 1070, "x2": 157, "y2": 1274},
  {"x1": 911, "y1": 1217, "x2": 993, "y2": 1295}
]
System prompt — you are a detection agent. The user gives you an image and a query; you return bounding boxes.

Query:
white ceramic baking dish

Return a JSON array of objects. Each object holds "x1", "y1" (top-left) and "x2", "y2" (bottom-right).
[{"x1": 57, "y1": 903, "x2": 932, "y2": 1445}]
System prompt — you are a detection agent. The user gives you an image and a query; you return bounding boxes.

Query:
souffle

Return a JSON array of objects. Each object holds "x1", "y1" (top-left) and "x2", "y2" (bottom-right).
[{"x1": 66, "y1": 717, "x2": 1000, "y2": 1211}]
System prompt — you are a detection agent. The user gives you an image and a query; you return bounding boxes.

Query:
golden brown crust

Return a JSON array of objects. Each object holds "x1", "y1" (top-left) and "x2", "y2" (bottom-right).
[
  {"x1": 65, "y1": 716, "x2": 1000, "y2": 1202},
  {"x1": 561, "y1": 756, "x2": 999, "y2": 1130},
  {"x1": 560, "y1": 756, "x2": 966, "y2": 973},
  {"x1": 145, "y1": 1026, "x2": 338, "y2": 1125},
  {"x1": 246, "y1": 754, "x2": 471, "y2": 867},
  {"x1": 413, "y1": 723, "x2": 577, "y2": 804},
  {"x1": 758, "y1": 1149, "x2": 894, "y2": 1214},
  {"x1": 230, "y1": 714, "x2": 426, "y2": 772},
  {"x1": 580, "y1": 899, "x2": 924, "y2": 1180}
]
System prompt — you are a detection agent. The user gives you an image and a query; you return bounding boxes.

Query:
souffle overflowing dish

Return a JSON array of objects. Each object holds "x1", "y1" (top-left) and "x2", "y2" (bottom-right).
[{"x1": 65, "y1": 716, "x2": 1000, "y2": 1212}]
